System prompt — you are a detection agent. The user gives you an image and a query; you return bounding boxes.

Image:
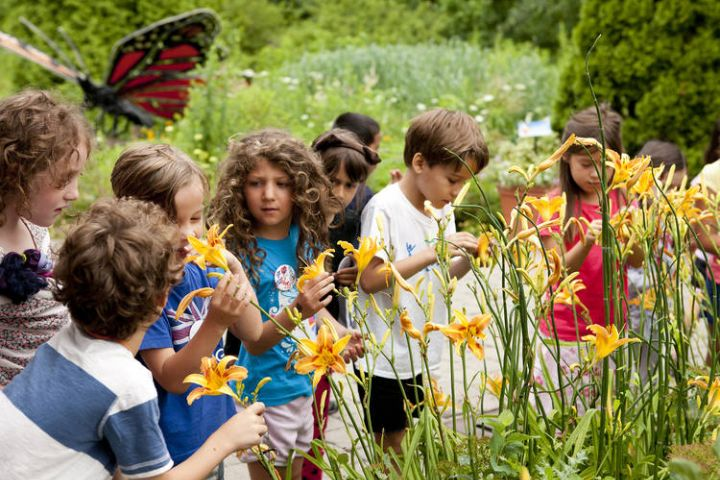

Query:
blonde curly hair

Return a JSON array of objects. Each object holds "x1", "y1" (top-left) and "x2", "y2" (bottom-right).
[{"x1": 209, "y1": 129, "x2": 340, "y2": 281}]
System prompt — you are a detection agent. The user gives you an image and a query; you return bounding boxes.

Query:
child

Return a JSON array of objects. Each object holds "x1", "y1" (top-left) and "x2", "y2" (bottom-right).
[
  {"x1": 332, "y1": 112, "x2": 387, "y2": 209},
  {"x1": 209, "y1": 129, "x2": 364, "y2": 480},
  {"x1": 627, "y1": 140, "x2": 687, "y2": 380},
  {"x1": 0, "y1": 90, "x2": 92, "y2": 387},
  {"x1": 0, "y1": 198, "x2": 267, "y2": 479},
  {"x1": 111, "y1": 143, "x2": 263, "y2": 475},
  {"x1": 357, "y1": 108, "x2": 488, "y2": 453},
  {"x1": 535, "y1": 105, "x2": 643, "y2": 410}
]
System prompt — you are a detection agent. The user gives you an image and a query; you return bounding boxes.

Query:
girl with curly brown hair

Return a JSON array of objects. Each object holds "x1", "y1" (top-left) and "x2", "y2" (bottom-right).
[
  {"x1": 0, "y1": 90, "x2": 92, "y2": 387},
  {"x1": 209, "y1": 129, "x2": 364, "y2": 480}
]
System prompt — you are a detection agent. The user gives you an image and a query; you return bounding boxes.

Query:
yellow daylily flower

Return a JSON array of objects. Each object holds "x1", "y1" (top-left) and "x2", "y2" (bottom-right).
[
  {"x1": 184, "y1": 355, "x2": 248, "y2": 405},
  {"x1": 630, "y1": 168, "x2": 656, "y2": 198},
  {"x1": 426, "y1": 378, "x2": 452, "y2": 412},
  {"x1": 175, "y1": 287, "x2": 215, "y2": 320},
  {"x1": 437, "y1": 310, "x2": 491, "y2": 360},
  {"x1": 484, "y1": 374, "x2": 506, "y2": 398},
  {"x1": 532, "y1": 134, "x2": 576, "y2": 176},
  {"x1": 476, "y1": 232, "x2": 492, "y2": 267},
  {"x1": 382, "y1": 261, "x2": 422, "y2": 304},
  {"x1": 297, "y1": 249, "x2": 334, "y2": 292},
  {"x1": 607, "y1": 154, "x2": 650, "y2": 190},
  {"x1": 553, "y1": 274, "x2": 586, "y2": 306},
  {"x1": 526, "y1": 194, "x2": 566, "y2": 223},
  {"x1": 186, "y1": 224, "x2": 232, "y2": 272},
  {"x1": 337, "y1": 237, "x2": 383, "y2": 282},
  {"x1": 400, "y1": 309, "x2": 423, "y2": 342},
  {"x1": 581, "y1": 324, "x2": 640, "y2": 362},
  {"x1": 574, "y1": 137, "x2": 621, "y2": 164},
  {"x1": 546, "y1": 248, "x2": 563, "y2": 287},
  {"x1": 688, "y1": 376, "x2": 720, "y2": 413},
  {"x1": 294, "y1": 320, "x2": 351, "y2": 388},
  {"x1": 452, "y1": 182, "x2": 472, "y2": 207}
]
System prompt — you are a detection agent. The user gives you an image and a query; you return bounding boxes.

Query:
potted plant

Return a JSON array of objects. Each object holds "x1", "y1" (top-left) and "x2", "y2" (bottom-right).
[{"x1": 491, "y1": 136, "x2": 560, "y2": 223}]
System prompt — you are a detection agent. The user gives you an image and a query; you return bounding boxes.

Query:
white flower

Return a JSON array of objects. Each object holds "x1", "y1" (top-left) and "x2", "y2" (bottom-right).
[
  {"x1": 501, "y1": 85, "x2": 512, "y2": 92},
  {"x1": 300, "y1": 113, "x2": 309, "y2": 121},
  {"x1": 474, "y1": 115, "x2": 485, "y2": 123},
  {"x1": 417, "y1": 102, "x2": 427, "y2": 111},
  {"x1": 431, "y1": 98, "x2": 438, "y2": 104},
  {"x1": 515, "y1": 83, "x2": 527, "y2": 91},
  {"x1": 194, "y1": 133, "x2": 203, "y2": 141},
  {"x1": 469, "y1": 104, "x2": 478, "y2": 112},
  {"x1": 482, "y1": 94, "x2": 495, "y2": 103}
]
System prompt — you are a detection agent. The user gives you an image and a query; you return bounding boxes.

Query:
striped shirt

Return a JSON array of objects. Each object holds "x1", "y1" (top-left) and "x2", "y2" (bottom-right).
[{"x1": 0, "y1": 323, "x2": 172, "y2": 479}]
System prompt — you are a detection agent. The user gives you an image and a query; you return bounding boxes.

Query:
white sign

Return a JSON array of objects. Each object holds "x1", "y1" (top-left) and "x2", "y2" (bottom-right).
[{"x1": 517, "y1": 117, "x2": 553, "y2": 138}]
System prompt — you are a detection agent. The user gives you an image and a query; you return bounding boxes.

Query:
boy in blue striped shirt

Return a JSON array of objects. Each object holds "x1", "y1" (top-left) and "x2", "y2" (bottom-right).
[{"x1": 0, "y1": 198, "x2": 266, "y2": 480}]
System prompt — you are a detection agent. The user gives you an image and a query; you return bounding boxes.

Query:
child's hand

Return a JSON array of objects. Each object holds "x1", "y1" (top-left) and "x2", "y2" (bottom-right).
[
  {"x1": 294, "y1": 272, "x2": 334, "y2": 319},
  {"x1": 584, "y1": 219, "x2": 603, "y2": 246},
  {"x1": 340, "y1": 329, "x2": 365, "y2": 362},
  {"x1": 390, "y1": 169, "x2": 403, "y2": 183},
  {"x1": 445, "y1": 232, "x2": 479, "y2": 258},
  {"x1": 334, "y1": 266, "x2": 359, "y2": 286},
  {"x1": 224, "y1": 402, "x2": 267, "y2": 450},
  {"x1": 206, "y1": 274, "x2": 253, "y2": 328},
  {"x1": 223, "y1": 249, "x2": 244, "y2": 275}
]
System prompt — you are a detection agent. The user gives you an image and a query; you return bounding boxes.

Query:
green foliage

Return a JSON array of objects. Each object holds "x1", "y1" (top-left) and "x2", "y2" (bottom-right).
[{"x1": 554, "y1": 0, "x2": 720, "y2": 174}]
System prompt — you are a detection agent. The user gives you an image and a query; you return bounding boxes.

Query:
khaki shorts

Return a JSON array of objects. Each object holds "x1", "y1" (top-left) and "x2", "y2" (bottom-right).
[{"x1": 240, "y1": 395, "x2": 313, "y2": 466}]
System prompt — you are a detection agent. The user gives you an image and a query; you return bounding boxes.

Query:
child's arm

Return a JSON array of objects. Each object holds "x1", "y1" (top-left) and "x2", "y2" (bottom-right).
[
  {"x1": 543, "y1": 218, "x2": 602, "y2": 274},
  {"x1": 144, "y1": 402, "x2": 267, "y2": 480},
  {"x1": 141, "y1": 274, "x2": 253, "y2": 394},
  {"x1": 359, "y1": 231, "x2": 478, "y2": 294},
  {"x1": 242, "y1": 273, "x2": 335, "y2": 356}
]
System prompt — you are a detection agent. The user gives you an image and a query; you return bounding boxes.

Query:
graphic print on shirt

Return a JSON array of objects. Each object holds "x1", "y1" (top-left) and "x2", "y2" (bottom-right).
[
  {"x1": 269, "y1": 264, "x2": 300, "y2": 358},
  {"x1": 168, "y1": 297, "x2": 210, "y2": 347}
]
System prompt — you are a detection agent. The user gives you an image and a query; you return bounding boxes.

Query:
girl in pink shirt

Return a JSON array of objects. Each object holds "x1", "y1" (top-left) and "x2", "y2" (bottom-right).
[{"x1": 534, "y1": 105, "x2": 643, "y2": 412}]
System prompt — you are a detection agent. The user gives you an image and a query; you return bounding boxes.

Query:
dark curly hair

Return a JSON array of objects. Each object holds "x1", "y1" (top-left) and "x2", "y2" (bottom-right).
[
  {"x1": 0, "y1": 90, "x2": 92, "y2": 227},
  {"x1": 53, "y1": 198, "x2": 183, "y2": 340},
  {"x1": 209, "y1": 129, "x2": 340, "y2": 282}
]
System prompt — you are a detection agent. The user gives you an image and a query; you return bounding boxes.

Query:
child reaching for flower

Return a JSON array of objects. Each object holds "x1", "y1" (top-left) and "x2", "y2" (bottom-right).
[
  {"x1": 0, "y1": 90, "x2": 92, "y2": 387},
  {"x1": 209, "y1": 129, "x2": 364, "y2": 480},
  {"x1": 535, "y1": 105, "x2": 643, "y2": 411},
  {"x1": 111, "y1": 143, "x2": 263, "y2": 475}
]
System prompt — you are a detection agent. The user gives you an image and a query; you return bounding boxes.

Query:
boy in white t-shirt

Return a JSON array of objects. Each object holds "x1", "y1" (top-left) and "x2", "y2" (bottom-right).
[
  {"x1": 0, "y1": 198, "x2": 267, "y2": 480},
  {"x1": 357, "y1": 109, "x2": 490, "y2": 453}
]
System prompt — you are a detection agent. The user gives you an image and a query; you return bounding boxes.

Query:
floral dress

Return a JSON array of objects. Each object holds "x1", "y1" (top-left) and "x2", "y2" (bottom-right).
[{"x1": 0, "y1": 220, "x2": 68, "y2": 387}]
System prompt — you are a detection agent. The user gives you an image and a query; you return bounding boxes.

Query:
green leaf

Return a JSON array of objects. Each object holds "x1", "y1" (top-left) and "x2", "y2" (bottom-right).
[{"x1": 564, "y1": 408, "x2": 597, "y2": 457}]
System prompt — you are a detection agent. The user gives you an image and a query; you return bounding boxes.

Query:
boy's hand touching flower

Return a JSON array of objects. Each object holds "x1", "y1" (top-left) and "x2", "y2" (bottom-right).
[{"x1": 445, "y1": 231, "x2": 480, "y2": 258}]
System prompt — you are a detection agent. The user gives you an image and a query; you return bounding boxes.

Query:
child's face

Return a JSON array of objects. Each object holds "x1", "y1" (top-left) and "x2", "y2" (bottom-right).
[
  {"x1": 331, "y1": 162, "x2": 360, "y2": 208},
  {"x1": 24, "y1": 143, "x2": 88, "y2": 227},
  {"x1": 243, "y1": 158, "x2": 293, "y2": 237},
  {"x1": 173, "y1": 177, "x2": 205, "y2": 258},
  {"x1": 415, "y1": 155, "x2": 477, "y2": 209},
  {"x1": 567, "y1": 149, "x2": 612, "y2": 197}
]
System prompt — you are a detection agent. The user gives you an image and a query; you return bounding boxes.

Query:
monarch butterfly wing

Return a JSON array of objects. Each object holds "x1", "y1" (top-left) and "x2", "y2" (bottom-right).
[
  {"x1": 0, "y1": 30, "x2": 80, "y2": 82},
  {"x1": 103, "y1": 9, "x2": 220, "y2": 121}
]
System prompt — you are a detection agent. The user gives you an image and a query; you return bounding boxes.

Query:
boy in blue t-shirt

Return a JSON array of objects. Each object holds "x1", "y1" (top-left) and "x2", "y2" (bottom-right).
[{"x1": 0, "y1": 198, "x2": 267, "y2": 480}]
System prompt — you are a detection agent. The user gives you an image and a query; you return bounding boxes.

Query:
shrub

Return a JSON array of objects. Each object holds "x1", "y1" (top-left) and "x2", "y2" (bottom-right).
[{"x1": 554, "y1": 0, "x2": 720, "y2": 174}]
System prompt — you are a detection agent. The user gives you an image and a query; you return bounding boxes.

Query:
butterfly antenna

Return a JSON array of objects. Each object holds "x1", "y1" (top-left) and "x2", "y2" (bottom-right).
[
  {"x1": 20, "y1": 17, "x2": 77, "y2": 73},
  {"x1": 56, "y1": 26, "x2": 88, "y2": 77}
]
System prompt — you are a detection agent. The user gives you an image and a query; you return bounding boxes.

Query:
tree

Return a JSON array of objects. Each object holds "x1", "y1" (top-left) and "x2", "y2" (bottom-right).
[{"x1": 554, "y1": 0, "x2": 720, "y2": 172}]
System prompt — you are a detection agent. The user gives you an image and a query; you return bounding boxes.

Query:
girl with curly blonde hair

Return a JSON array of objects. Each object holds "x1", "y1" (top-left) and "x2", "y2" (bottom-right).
[
  {"x1": 209, "y1": 129, "x2": 363, "y2": 480},
  {"x1": 0, "y1": 90, "x2": 92, "y2": 387}
]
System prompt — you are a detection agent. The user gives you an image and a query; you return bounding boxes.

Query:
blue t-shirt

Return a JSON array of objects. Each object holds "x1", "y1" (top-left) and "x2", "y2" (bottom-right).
[
  {"x1": 238, "y1": 224, "x2": 312, "y2": 407},
  {"x1": 139, "y1": 262, "x2": 235, "y2": 463}
]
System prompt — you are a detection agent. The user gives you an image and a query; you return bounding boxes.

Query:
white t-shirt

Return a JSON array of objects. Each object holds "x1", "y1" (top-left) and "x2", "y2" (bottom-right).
[
  {"x1": 0, "y1": 323, "x2": 172, "y2": 479},
  {"x1": 357, "y1": 183, "x2": 455, "y2": 379}
]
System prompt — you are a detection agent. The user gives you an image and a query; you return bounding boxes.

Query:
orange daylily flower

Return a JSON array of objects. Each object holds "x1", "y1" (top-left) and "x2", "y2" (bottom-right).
[
  {"x1": 175, "y1": 287, "x2": 214, "y2": 320},
  {"x1": 437, "y1": 310, "x2": 491, "y2": 360},
  {"x1": 688, "y1": 376, "x2": 720, "y2": 413},
  {"x1": 533, "y1": 134, "x2": 576, "y2": 175},
  {"x1": 526, "y1": 194, "x2": 565, "y2": 223},
  {"x1": 607, "y1": 154, "x2": 650, "y2": 190},
  {"x1": 186, "y1": 224, "x2": 232, "y2": 272},
  {"x1": 581, "y1": 324, "x2": 640, "y2": 362},
  {"x1": 184, "y1": 355, "x2": 248, "y2": 405},
  {"x1": 427, "y1": 378, "x2": 452, "y2": 412},
  {"x1": 337, "y1": 237, "x2": 383, "y2": 283},
  {"x1": 400, "y1": 309, "x2": 423, "y2": 342},
  {"x1": 476, "y1": 232, "x2": 492, "y2": 266},
  {"x1": 297, "y1": 249, "x2": 334, "y2": 292},
  {"x1": 294, "y1": 320, "x2": 350, "y2": 388}
]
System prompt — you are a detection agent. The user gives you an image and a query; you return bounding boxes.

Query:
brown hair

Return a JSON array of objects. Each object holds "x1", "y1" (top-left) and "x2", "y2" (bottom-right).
[
  {"x1": 637, "y1": 140, "x2": 687, "y2": 170},
  {"x1": 0, "y1": 90, "x2": 92, "y2": 227},
  {"x1": 332, "y1": 112, "x2": 381, "y2": 147},
  {"x1": 209, "y1": 129, "x2": 340, "y2": 282},
  {"x1": 403, "y1": 109, "x2": 489, "y2": 172},
  {"x1": 312, "y1": 129, "x2": 378, "y2": 184},
  {"x1": 560, "y1": 104, "x2": 623, "y2": 238},
  {"x1": 704, "y1": 119, "x2": 720, "y2": 165},
  {"x1": 53, "y1": 198, "x2": 183, "y2": 340},
  {"x1": 110, "y1": 143, "x2": 208, "y2": 220}
]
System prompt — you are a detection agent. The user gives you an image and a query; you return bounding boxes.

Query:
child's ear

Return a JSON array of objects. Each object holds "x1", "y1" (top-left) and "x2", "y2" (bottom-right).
[{"x1": 411, "y1": 152, "x2": 425, "y2": 173}]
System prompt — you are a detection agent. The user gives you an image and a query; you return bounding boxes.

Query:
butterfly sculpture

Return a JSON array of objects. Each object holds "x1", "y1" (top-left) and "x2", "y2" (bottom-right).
[{"x1": 0, "y1": 9, "x2": 220, "y2": 131}]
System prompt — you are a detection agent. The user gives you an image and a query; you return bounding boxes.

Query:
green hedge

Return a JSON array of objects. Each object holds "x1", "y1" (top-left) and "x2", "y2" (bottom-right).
[{"x1": 554, "y1": 0, "x2": 720, "y2": 174}]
